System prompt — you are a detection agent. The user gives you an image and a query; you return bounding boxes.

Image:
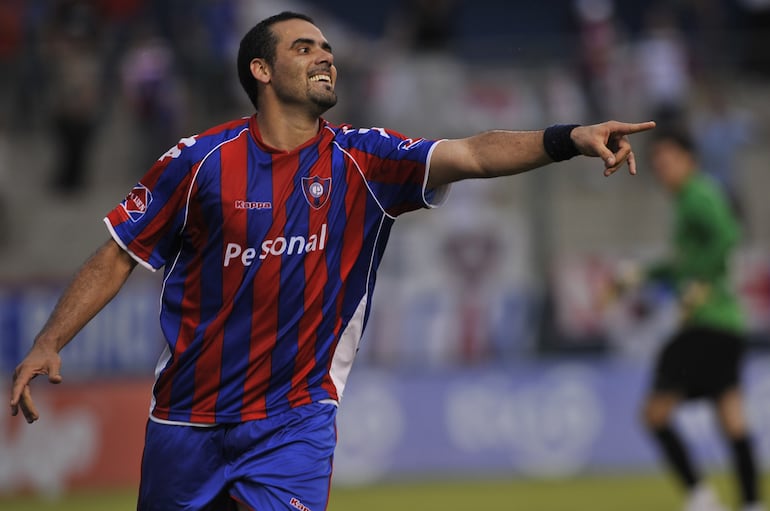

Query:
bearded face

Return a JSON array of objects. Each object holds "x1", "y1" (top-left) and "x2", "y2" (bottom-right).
[{"x1": 266, "y1": 19, "x2": 338, "y2": 117}]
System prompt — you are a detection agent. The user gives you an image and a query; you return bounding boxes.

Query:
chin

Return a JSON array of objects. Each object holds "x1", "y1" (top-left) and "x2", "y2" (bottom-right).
[{"x1": 310, "y1": 93, "x2": 338, "y2": 115}]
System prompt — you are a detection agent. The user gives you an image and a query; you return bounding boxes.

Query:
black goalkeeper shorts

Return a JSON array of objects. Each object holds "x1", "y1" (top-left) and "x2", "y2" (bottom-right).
[{"x1": 652, "y1": 326, "x2": 745, "y2": 399}]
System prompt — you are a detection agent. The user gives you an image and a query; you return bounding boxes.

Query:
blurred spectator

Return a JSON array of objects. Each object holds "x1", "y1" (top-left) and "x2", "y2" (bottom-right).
[
  {"x1": 442, "y1": 223, "x2": 503, "y2": 363},
  {"x1": 98, "y1": 0, "x2": 147, "y2": 111},
  {"x1": 196, "y1": 0, "x2": 238, "y2": 117},
  {"x1": 736, "y1": 0, "x2": 770, "y2": 76},
  {"x1": 121, "y1": 25, "x2": 181, "y2": 168},
  {"x1": 373, "y1": 0, "x2": 465, "y2": 137},
  {"x1": 685, "y1": 0, "x2": 730, "y2": 75},
  {"x1": 152, "y1": 0, "x2": 237, "y2": 123},
  {"x1": 0, "y1": 0, "x2": 24, "y2": 124},
  {"x1": 633, "y1": 3, "x2": 691, "y2": 129},
  {"x1": 386, "y1": 0, "x2": 457, "y2": 52},
  {"x1": 0, "y1": 122, "x2": 9, "y2": 247},
  {"x1": 7, "y1": 1, "x2": 48, "y2": 129},
  {"x1": 572, "y1": 0, "x2": 623, "y2": 122},
  {"x1": 0, "y1": 2, "x2": 23, "y2": 59},
  {"x1": 543, "y1": 66, "x2": 589, "y2": 126},
  {"x1": 45, "y1": 0, "x2": 102, "y2": 193}
]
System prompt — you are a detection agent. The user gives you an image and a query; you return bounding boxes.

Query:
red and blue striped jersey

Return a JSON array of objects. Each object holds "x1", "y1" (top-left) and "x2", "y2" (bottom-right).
[{"x1": 105, "y1": 115, "x2": 445, "y2": 424}]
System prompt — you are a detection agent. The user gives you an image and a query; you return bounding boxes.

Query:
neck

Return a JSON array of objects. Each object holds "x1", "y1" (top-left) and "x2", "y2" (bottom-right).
[
  {"x1": 671, "y1": 169, "x2": 695, "y2": 194},
  {"x1": 255, "y1": 102, "x2": 321, "y2": 151}
]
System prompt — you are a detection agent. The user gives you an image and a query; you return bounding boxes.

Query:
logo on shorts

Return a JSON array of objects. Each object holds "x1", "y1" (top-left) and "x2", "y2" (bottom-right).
[
  {"x1": 290, "y1": 497, "x2": 312, "y2": 511},
  {"x1": 398, "y1": 137, "x2": 425, "y2": 150},
  {"x1": 121, "y1": 183, "x2": 152, "y2": 222},
  {"x1": 301, "y1": 176, "x2": 331, "y2": 209}
]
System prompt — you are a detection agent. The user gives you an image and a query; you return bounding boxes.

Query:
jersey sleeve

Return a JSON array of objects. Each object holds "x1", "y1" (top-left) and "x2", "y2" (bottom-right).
[
  {"x1": 103, "y1": 137, "x2": 198, "y2": 271},
  {"x1": 339, "y1": 127, "x2": 449, "y2": 217}
]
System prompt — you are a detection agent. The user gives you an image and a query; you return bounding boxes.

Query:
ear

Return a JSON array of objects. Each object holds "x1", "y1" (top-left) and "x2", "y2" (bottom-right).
[{"x1": 250, "y1": 58, "x2": 270, "y2": 84}]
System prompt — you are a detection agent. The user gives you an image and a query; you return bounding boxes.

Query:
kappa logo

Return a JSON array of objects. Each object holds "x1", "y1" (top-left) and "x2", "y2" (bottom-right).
[
  {"x1": 121, "y1": 183, "x2": 152, "y2": 222},
  {"x1": 301, "y1": 176, "x2": 331, "y2": 209},
  {"x1": 235, "y1": 200, "x2": 272, "y2": 210}
]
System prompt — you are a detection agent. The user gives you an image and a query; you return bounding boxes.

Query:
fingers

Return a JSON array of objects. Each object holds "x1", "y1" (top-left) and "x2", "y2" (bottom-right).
[
  {"x1": 10, "y1": 378, "x2": 39, "y2": 424},
  {"x1": 19, "y1": 385, "x2": 39, "y2": 423},
  {"x1": 595, "y1": 144, "x2": 617, "y2": 168},
  {"x1": 607, "y1": 120, "x2": 656, "y2": 135},
  {"x1": 10, "y1": 351, "x2": 63, "y2": 422},
  {"x1": 627, "y1": 150, "x2": 637, "y2": 175},
  {"x1": 48, "y1": 357, "x2": 63, "y2": 385},
  {"x1": 580, "y1": 120, "x2": 652, "y2": 177},
  {"x1": 603, "y1": 136, "x2": 633, "y2": 176},
  {"x1": 10, "y1": 368, "x2": 32, "y2": 412}
]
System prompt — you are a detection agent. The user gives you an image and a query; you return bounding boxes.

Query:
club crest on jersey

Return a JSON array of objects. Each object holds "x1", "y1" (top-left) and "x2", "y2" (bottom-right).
[
  {"x1": 301, "y1": 176, "x2": 331, "y2": 209},
  {"x1": 121, "y1": 183, "x2": 152, "y2": 222}
]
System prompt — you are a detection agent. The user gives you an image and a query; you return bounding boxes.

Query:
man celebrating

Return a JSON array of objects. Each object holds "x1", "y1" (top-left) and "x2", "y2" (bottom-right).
[{"x1": 11, "y1": 11, "x2": 654, "y2": 511}]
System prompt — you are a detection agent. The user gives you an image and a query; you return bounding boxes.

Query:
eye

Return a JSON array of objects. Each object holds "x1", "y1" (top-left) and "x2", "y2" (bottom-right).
[{"x1": 298, "y1": 46, "x2": 309, "y2": 54}]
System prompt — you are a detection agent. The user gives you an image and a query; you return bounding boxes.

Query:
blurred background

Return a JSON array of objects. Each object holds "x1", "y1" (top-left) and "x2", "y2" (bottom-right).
[{"x1": 1, "y1": 0, "x2": 770, "y2": 509}]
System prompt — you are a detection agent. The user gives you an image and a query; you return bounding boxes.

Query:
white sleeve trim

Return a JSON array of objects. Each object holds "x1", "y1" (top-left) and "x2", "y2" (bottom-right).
[
  {"x1": 423, "y1": 139, "x2": 451, "y2": 208},
  {"x1": 333, "y1": 141, "x2": 396, "y2": 220},
  {"x1": 149, "y1": 415, "x2": 218, "y2": 427},
  {"x1": 103, "y1": 217, "x2": 158, "y2": 272}
]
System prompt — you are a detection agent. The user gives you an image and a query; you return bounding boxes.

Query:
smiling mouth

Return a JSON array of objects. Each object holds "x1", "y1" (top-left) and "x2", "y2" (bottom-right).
[{"x1": 309, "y1": 74, "x2": 332, "y2": 84}]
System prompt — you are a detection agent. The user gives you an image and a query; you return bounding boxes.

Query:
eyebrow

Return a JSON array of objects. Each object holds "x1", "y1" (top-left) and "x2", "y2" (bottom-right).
[{"x1": 290, "y1": 38, "x2": 333, "y2": 53}]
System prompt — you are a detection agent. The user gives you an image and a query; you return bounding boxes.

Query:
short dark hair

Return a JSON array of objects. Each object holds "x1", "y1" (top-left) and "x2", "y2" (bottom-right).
[
  {"x1": 237, "y1": 11, "x2": 315, "y2": 110},
  {"x1": 650, "y1": 127, "x2": 695, "y2": 154}
]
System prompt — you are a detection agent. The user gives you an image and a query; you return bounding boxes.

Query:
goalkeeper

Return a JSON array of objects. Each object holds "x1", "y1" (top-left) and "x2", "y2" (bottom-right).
[{"x1": 626, "y1": 129, "x2": 763, "y2": 511}]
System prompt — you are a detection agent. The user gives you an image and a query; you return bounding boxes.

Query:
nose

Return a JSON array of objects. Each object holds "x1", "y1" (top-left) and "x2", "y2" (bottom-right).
[{"x1": 316, "y1": 47, "x2": 333, "y2": 66}]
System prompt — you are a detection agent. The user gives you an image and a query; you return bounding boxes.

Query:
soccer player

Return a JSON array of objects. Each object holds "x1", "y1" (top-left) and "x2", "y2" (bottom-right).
[
  {"x1": 10, "y1": 11, "x2": 654, "y2": 511},
  {"x1": 638, "y1": 130, "x2": 763, "y2": 511}
]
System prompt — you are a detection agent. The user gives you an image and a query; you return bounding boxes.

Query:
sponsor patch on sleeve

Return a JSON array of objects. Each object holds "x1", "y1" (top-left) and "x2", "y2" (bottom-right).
[{"x1": 121, "y1": 183, "x2": 152, "y2": 222}]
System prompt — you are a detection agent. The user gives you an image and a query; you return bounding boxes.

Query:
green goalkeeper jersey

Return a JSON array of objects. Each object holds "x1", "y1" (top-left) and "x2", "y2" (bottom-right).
[{"x1": 648, "y1": 172, "x2": 745, "y2": 333}]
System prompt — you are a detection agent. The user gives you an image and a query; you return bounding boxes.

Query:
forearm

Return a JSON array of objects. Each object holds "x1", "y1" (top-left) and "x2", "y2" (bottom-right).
[
  {"x1": 429, "y1": 130, "x2": 552, "y2": 187},
  {"x1": 33, "y1": 238, "x2": 136, "y2": 352},
  {"x1": 462, "y1": 130, "x2": 553, "y2": 178},
  {"x1": 427, "y1": 120, "x2": 655, "y2": 188}
]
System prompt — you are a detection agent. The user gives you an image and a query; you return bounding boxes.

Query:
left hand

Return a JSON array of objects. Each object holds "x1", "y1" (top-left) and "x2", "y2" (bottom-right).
[
  {"x1": 571, "y1": 120, "x2": 656, "y2": 176},
  {"x1": 681, "y1": 281, "x2": 711, "y2": 317},
  {"x1": 10, "y1": 344, "x2": 63, "y2": 423}
]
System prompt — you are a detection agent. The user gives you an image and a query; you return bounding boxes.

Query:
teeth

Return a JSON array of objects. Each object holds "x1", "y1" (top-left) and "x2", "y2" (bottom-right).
[{"x1": 309, "y1": 75, "x2": 331, "y2": 82}]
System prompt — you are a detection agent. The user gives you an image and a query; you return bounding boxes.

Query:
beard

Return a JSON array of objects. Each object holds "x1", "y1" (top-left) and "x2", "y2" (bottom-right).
[
  {"x1": 308, "y1": 86, "x2": 338, "y2": 116},
  {"x1": 271, "y1": 72, "x2": 339, "y2": 117}
]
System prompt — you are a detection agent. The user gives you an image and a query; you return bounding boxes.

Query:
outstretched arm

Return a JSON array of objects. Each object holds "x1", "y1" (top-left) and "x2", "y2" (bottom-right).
[
  {"x1": 10, "y1": 238, "x2": 137, "y2": 423},
  {"x1": 427, "y1": 120, "x2": 656, "y2": 188}
]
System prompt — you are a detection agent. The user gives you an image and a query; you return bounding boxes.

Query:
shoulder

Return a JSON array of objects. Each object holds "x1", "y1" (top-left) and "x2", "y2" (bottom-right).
[
  {"x1": 682, "y1": 175, "x2": 725, "y2": 206},
  {"x1": 159, "y1": 117, "x2": 251, "y2": 166},
  {"x1": 328, "y1": 123, "x2": 429, "y2": 155},
  {"x1": 680, "y1": 174, "x2": 732, "y2": 220}
]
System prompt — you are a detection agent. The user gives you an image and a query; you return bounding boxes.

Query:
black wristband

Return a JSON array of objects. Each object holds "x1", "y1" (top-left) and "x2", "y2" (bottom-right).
[{"x1": 543, "y1": 124, "x2": 580, "y2": 162}]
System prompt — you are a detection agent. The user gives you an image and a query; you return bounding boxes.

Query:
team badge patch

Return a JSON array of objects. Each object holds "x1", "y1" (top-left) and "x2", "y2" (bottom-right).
[
  {"x1": 121, "y1": 183, "x2": 152, "y2": 222},
  {"x1": 301, "y1": 176, "x2": 332, "y2": 209}
]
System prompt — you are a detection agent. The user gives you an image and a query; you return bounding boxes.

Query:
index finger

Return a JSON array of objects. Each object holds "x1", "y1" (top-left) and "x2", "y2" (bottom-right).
[
  {"x1": 608, "y1": 120, "x2": 657, "y2": 135},
  {"x1": 19, "y1": 386, "x2": 39, "y2": 423},
  {"x1": 627, "y1": 150, "x2": 637, "y2": 175}
]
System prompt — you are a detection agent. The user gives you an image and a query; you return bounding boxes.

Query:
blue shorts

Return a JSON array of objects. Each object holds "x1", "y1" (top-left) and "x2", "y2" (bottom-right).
[{"x1": 137, "y1": 402, "x2": 337, "y2": 511}]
